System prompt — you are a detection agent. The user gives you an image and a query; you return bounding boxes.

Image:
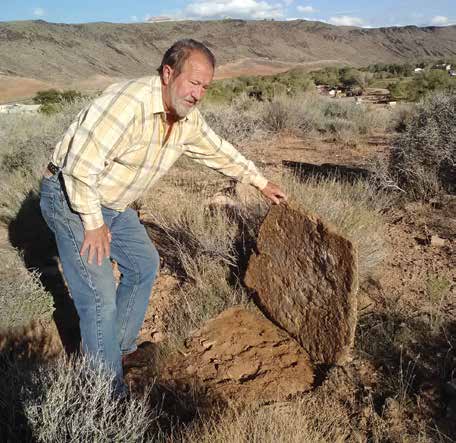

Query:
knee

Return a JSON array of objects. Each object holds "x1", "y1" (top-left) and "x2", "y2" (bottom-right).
[{"x1": 133, "y1": 244, "x2": 159, "y2": 286}]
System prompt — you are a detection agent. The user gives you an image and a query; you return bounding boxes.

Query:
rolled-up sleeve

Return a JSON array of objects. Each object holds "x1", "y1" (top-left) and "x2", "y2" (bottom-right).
[
  {"x1": 60, "y1": 92, "x2": 137, "y2": 230},
  {"x1": 183, "y1": 110, "x2": 268, "y2": 190}
]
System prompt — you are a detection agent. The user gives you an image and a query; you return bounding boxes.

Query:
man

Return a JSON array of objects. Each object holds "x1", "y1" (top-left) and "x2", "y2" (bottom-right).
[{"x1": 40, "y1": 39, "x2": 286, "y2": 395}]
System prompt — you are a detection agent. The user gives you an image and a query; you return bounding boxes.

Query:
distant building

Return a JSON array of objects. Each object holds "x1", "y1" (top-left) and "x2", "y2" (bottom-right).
[
  {"x1": 414, "y1": 67, "x2": 424, "y2": 74},
  {"x1": 0, "y1": 104, "x2": 41, "y2": 114},
  {"x1": 146, "y1": 16, "x2": 173, "y2": 23},
  {"x1": 450, "y1": 70, "x2": 456, "y2": 77}
]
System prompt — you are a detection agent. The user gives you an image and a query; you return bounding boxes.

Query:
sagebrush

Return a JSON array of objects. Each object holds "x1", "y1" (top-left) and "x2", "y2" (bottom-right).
[{"x1": 390, "y1": 92, "x2": 456, "y2": 198}]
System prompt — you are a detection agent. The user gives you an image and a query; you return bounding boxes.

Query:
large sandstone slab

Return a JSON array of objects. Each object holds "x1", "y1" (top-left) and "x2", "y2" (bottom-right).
[
  {"x1": 244, "y1": 204, "x2": 358, "y2": 365},
  {"x1": 162, "y1": 307, "x2": 314, "y2": 405}
]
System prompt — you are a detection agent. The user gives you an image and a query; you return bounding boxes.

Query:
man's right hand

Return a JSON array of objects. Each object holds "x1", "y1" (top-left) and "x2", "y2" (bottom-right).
[{"x1": 80, "y1": 224, "x2": 112, "y2": 266}]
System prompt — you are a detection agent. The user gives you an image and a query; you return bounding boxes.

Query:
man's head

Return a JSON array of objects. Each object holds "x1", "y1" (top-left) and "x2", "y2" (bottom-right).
[{"x1": 159, "y1": 39, "x2": 215, "y2": 120}]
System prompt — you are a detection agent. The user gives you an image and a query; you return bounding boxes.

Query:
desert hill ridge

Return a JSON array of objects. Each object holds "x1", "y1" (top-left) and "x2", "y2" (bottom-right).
[{"x1": 1, "y1": 19, "x2": 456, "y2": 102}]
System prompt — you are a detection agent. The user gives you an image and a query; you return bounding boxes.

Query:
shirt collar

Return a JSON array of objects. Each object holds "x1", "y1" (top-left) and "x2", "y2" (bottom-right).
[
  {"x1": 151, "y1": 75, "x2": 190, "y2": 123},
  {"x1": 151, "y1": 75, "x2": 165, "y2": 116}
]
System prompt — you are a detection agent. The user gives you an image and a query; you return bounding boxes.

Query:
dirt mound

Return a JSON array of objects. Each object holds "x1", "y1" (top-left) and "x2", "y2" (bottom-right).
[
  {"x1": 245, "y1": 204, "x2": 358, "y2": 365},
  {"x1": 162, "y1": 307, "x2": 314, "y2": 405}
]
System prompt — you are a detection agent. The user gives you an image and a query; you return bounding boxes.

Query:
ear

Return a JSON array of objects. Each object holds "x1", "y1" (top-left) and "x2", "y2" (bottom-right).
[{"x1": 162, "y1": 65, "x2": 174, "y2": 86}]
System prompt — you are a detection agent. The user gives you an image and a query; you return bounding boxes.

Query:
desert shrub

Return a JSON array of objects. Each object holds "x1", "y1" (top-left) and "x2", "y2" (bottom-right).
[
  {"x1": 389, "y1": 102, "x2": 417, "y2": 133},
  {"x1": 0, "y1": 248, "x2": 53, "y2": 331},
  {"x1": 258, "y1": 94, "x2": 388, "y2": 143},
  {"x1": 260, "y1": 95, "x2": 316, "y2": 135},
  {"x1": 0, "y1": 353, "x2": 153, "y2": 442},
  {"x1": 390, "y1": 92, "x2": 456, "y2": 198},
  {"x1": 203, "y1": 91, "x2": 389, "y2": 145},
  {"x1": 33, "y1": 89, "x2": 83, "y2": 106},
  {"x1": 202, "y1": 95, "x2": 266, "y2": 145}
]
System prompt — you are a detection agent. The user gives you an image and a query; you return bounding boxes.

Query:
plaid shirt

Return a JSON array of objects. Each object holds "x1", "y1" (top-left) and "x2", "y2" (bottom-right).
[{"x1": 52, "y1": 75, "x2": 268, "y2": 230}]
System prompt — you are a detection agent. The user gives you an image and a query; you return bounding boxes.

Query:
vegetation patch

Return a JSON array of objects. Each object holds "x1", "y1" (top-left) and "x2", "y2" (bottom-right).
[{"x1": 390, "y1": 92, "x2": 456, "y2": 198}]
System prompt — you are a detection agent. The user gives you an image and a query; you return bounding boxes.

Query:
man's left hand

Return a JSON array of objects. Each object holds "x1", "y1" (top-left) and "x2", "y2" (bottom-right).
[{"x1": 261, "y1": 181, "x2": 287, "y2": 204}]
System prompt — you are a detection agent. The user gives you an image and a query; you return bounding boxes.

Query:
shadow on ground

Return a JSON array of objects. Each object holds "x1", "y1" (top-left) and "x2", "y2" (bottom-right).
[
  {"x1": 8, "y1": 190, "x2": 80, "y2": 354},
  {"x1": 283, "y1": 160, "x2": 371, "y2": 183},
  {"x1": 357, "y1": 309, "x2": 456, "y2": 439}
]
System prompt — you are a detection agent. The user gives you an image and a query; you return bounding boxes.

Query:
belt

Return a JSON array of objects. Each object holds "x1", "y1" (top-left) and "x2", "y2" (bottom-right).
[{"x1": 47, "y1": 162, "x2": 60, "y2": 175}]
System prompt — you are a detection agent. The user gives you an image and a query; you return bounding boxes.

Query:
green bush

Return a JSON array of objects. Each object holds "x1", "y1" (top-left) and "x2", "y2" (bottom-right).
[
  {"x1": 206, "y1": 71, "x2": 314, "y2": 103},
  {"x1": 33, "y1": 89, "x2": 83, "y2": 106},
  {"x1": 390, "y1": 92, "x2": 456, "y2": 198},
  {"x1": 390, "y1": 71, "x2": 456, "y2": 101}
]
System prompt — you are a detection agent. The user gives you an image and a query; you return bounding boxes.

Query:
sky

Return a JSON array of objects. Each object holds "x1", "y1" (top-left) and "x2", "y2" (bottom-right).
[{"x1": 1, "y1": 0, "x2": 455, "y2": 28}]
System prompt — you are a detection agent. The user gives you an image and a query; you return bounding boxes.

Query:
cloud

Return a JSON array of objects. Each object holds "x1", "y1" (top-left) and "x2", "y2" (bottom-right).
[
  {"x1": 296, "y1": 5, "x2": 317, "y2": 14},
  {"x1": 283, "y1": 0, "x2": 294, "y2": 5},
  {"x1": 33, "y1": 7, "x2": 45, "y2": 17},
  {"x1": 130, "y1": 15, "x2": 138, "y2": 22},
  {"x1": 430, "y1": 15, "x2": 449, "y2": 26},
  {"x1": 328, "y1": 15, "x2": 365, "y2": 26},
  {"x1": 185, "y1": 0, "x2": 285, "y2": 20}
]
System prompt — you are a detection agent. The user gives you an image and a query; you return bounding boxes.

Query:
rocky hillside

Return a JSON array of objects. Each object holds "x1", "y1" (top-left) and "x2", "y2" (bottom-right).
[{"x1": 1, "y1": 19, "x2": 456, "y2": 101}]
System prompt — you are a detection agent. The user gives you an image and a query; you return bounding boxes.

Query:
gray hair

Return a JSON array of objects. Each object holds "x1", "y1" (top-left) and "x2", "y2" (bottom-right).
[{"x1": 157, "y1": 39, "x2": 215, "y2": 78}]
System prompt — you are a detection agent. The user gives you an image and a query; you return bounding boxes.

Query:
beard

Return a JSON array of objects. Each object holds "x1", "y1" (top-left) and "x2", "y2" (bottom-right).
[{"x1": 169, "y1": 89, "x2": 196, "y2": 119}]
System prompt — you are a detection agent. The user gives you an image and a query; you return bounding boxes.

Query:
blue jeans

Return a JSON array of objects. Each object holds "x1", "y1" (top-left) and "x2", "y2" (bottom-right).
[{"x1": 39, "y1": 172, "x2": 159, "y2": 394}]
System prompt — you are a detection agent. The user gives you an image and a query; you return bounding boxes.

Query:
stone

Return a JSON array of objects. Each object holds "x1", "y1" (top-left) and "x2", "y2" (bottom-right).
[
  {"x1": 162, "y1": 307, "x2": 314, "y2": 405},
  {"x1": 430, "y1": 234, "x2": 445, "y2": 247},
  {"x1": 244, "y1": 203, "x2": 358, "y2": 365}
]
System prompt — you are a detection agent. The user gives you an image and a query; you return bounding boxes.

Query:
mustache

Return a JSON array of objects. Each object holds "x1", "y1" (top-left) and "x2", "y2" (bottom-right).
[{"x1": 184, "y1": 96, "x2": 197, "y2": 105}]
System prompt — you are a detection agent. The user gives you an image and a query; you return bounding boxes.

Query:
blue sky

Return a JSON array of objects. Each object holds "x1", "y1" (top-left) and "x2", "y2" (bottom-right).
[{"x1": 1, "y1": 0, "x2": 455, "y2": 28}]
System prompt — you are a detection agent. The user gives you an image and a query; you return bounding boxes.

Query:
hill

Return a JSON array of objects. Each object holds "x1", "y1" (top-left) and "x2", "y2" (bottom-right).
[{"x1": 1, "y1": 19, "x2": 456, "y2": 102}]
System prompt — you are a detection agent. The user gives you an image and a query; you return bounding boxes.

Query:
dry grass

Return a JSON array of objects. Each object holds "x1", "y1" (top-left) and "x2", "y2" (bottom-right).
[
  {"x1": 279, "y1": 174, "x2": 389, "y2": 281},
  {"x1": 141, "y1": 167, "x2": 250, "y2": 348},
  {"x1": 202, "y1": 93, "x2": 391, "y2": 148},
  {"x1": 177, "y1": 396, "x2": 353, "y2": 443},
  {"x1": 0, "y1": 98, "x2": 90, "y2": 224}
]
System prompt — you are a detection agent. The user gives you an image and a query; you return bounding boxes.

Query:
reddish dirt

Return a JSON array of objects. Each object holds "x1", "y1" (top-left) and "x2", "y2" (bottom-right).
[
  {"x1": 0, "y1": 75, "x2": 54, "y2": 104},
  {"x1": 137, "y1": 273, "x2": 180, "y2": 344}
]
